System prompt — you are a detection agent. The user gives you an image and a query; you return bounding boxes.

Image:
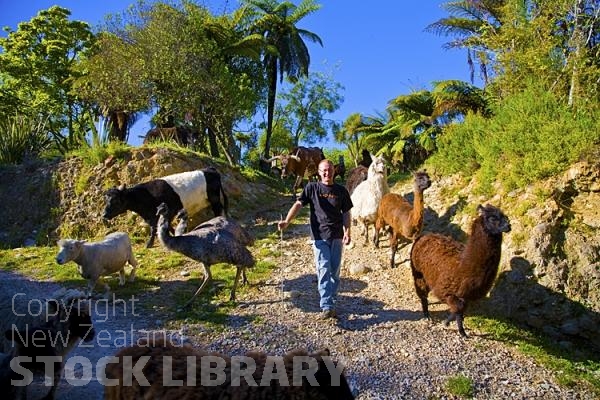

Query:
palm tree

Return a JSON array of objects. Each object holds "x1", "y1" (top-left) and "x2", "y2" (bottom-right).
[
  {"x1": 425, "y1": 0, "x2": 505, "y2": 85},
  {"x1": 362, "y1": 80, "x2": 488, "y2": 170},
  {"x1": 242, "y1": 0, "x2": 322, "y2": 160}
]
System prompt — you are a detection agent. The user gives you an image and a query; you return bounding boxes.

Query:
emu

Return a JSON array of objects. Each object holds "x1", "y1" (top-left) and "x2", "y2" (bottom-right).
[
  {"x1": 410, "y1": 204, "x2": 511, "y2": 337},
  {"x1": 156, "y1": 203, "x2": 255, "y2": 308},
  {"x1": 375, "y1": 171, "x2": 432, "y2": 268}
]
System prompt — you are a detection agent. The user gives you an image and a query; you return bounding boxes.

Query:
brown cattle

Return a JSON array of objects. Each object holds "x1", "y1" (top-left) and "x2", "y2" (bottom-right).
[{"x1": 266, "y1": 146, "x2": 325, "y2": 199}]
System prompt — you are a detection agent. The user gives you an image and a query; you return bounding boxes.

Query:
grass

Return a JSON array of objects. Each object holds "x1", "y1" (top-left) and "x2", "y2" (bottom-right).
[
  {"x1": 445, "y1": 374, "x2": 474, "y2": 398},
  {"x1": 469, "y1": 316, "x2": 600, "y2": 395}
]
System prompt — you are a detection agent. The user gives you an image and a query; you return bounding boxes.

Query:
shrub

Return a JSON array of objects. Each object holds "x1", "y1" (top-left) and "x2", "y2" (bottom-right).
[
  {"x1": 430, "y1": 85, "x2": 599, "y2": 194},
  {"x1": 0, "y1": 114, "x2": 52, "y2": 164}
]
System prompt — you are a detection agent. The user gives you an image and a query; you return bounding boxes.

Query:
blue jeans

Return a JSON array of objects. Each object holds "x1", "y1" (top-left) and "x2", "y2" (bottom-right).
[{"x1": 312, "y1": 239, "x2": 343, "y2": 311}]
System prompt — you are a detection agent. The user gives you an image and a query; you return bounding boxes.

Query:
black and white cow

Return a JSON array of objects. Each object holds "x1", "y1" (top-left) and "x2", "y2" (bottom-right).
[{"x1": 103, "y1": 167, "x2": 228, "y2": 247}]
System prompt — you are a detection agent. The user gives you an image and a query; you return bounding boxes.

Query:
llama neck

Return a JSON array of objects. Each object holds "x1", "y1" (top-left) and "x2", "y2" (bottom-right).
[
  {"x1": 410, "y1": 185, "x2": 426, "y2": 227},
  {"x1": 371, "y1": 173, "x2": 389, "y2": 195},
  {"x1": 461, "y1": 218, "x2": 503, "y2": 273}
]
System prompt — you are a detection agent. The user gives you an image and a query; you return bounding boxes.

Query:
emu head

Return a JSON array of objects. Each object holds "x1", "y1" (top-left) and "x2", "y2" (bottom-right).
[
  {"x1": 103, "y1": 186, "x2": 127, "y2": 219},
  {"x1": 156, "y1": 202, "x2": 170, "y2": 217},
  {"x1": 478, "y1": 204, "x2": 511, "y2": 235}
]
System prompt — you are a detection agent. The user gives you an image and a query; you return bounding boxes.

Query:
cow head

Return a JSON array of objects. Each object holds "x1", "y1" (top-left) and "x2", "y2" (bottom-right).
[
  {"x1": 280, "y1": 152, "x2": 302, "y2": 178},
  {"x1": 103, "y1": 186, "x2": 127, "y2": 219}
]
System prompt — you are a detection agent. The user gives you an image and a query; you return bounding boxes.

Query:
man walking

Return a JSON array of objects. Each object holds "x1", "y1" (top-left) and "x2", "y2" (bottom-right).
[{"x1": 278, "y1": 159, "x2": 353, "y2": 319}]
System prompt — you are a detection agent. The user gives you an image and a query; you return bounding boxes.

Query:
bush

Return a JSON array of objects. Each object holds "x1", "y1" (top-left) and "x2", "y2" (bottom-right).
[
  {"x1": 0, "y1": 115, "x2": 52, "y2": 165},
  {"x1": 429, "y1": 85, "x2": 599, "y2": 194}
]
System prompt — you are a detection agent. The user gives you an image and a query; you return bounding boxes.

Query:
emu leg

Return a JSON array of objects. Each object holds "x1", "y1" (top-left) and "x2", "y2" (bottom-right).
[
  {"x1": 241, "y1": 268, "x2": 248, "y2": 285},
  {"x1": 230, "y1": 266, "x2": 245, "y2": 301},
  {"x1": 183, "y1": 264, "x2": 212, "y2": 308}
]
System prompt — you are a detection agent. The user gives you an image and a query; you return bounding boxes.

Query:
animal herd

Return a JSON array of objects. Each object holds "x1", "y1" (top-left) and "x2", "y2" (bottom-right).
[{"x1": 1, "y1": 147, "x2": 513, "y2": 399}]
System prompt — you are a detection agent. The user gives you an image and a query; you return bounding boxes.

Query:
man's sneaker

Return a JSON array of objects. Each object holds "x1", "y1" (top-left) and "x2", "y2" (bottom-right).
[{"x1": 318, "y1": 309, "x2": 337, "y2": 320}]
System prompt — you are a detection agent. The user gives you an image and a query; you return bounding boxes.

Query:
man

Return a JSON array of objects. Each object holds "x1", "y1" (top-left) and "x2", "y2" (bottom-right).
[{"x1": 278, "y1": 159, "x2": 353, "y2": 319}]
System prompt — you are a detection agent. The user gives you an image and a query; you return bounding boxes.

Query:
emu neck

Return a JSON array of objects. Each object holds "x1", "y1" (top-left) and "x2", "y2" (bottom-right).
[{"x1": 157, "y1": 215, "x2": 174, "y2": 247}]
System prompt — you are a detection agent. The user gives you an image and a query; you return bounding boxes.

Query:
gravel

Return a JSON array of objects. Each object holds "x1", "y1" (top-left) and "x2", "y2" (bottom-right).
[{"x1": 3, "y1": 219, "x2": 597, "y2": 399}]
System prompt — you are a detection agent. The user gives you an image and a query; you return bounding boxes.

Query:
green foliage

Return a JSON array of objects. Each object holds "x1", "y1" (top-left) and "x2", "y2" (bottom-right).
[
  {"x1": 445, "y1": 374, "x2": 474, "y2": 398},
  {"x1": 470, "y1": 316, "x2": 600, "y2": 394},
  {"x1": 242, "y1": 0, "x2": 323, "y2": 158},
  {"x1": 0, "y1": 6, "x2": 96, "y2": 152},
  {"x1": 0, "y1": 114, "x2": 53, "y2": 165},
  {"x1": 430, "y1": 84, "x2": 599, "y2": 193},
  {"x1": 69, "y1": 140, "x2": 132, "y2": 166},
  {"x1": 276, "y1": 70, "x2": 344, "y2": 146}
]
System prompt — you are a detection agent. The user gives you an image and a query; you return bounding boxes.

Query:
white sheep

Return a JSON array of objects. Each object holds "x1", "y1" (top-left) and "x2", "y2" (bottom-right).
[
  {"x1": 56, "y1": 232, "x2": 138, "y2": 298},
  {"x1": 350, "y1": 154, "x2": 390, "y2": 246}
]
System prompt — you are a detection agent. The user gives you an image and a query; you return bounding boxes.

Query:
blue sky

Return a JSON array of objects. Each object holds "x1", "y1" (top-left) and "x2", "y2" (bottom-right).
[{"x1": 1, "y1": 1, "x2": 472, "y2": 148}]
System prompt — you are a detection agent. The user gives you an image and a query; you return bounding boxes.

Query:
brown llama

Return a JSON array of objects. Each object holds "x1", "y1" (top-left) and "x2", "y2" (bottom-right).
[
  {"x1": 410, "y1": 204, "x2": 511, "y2": 337},
  {"x1": 374, "y1": 170, "x2": 432, "y2": 268}
]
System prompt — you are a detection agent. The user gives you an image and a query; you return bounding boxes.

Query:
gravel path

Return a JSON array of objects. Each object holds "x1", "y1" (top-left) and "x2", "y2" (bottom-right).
[{"x1": 3, "y1": 216, "x2": 597, "y2": 399}]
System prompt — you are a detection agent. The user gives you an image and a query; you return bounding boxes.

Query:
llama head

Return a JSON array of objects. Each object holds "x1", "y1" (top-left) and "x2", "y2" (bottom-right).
[
  {"x1": 367, "y1": 154, "x2": 386, "y2": 178},
  {"x1": 477, "y1": 204, "x2": 511, "y2": 235},
  {"x1": 414, "y1": 170, "x2": 432, "y2": 192}
]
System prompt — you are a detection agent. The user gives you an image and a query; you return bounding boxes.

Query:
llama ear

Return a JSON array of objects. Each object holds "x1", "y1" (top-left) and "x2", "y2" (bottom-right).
[
  {"x1": 477, "y1": 204, "x2": 485, "y2": 214},
  {"x1": 118, "y1": 184, "x2": 126, "y2": 191}
]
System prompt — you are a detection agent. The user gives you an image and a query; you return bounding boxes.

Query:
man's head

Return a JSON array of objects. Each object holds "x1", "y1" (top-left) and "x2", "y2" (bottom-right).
[{"x1": 318, "y1": 159, "x2": 335, "y2": 185}]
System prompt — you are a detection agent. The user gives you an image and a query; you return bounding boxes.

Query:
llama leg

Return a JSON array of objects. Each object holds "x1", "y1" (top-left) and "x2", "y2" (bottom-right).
[
  {"x1": 455, "y1": 313, "x2": 467, "y2": 337},
  {"x1": 390, "y1": 232, "x2": 398, "y2": 269},
  {"x1": 445, "y1": 313, "x2": 456, "y2": 326},
  {"x1": 183, "y1": 264, "x2": 212, "y2": 308},
  {"x1": 446, "y1": 295, "x2": 467, "y2": 337},
  {"x1": 374, "y1": 219, "x2": 382, "y2": 247},
  {"x1": 118, "y1": 269, "x2": 126, "y2": 286}
]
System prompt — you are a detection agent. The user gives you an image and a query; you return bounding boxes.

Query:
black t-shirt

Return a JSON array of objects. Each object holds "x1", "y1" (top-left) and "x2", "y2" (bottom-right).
[{"x1": 299, "y1": 181, "x2": 353, "y2": 240}]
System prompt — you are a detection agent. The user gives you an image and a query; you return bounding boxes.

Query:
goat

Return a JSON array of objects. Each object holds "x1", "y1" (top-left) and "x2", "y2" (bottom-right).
[
  {"x1": 375, "y1": 171, "x2": 432, "y2": 268},
  {"x1": 349, "y1": 154, "x2": 389, "y2": 246},
  {"x1": 56, "y1": 232, "x2": 138, "y2": 298},
  {"x1": 0, "y1": 287, "x2": 95, "y2": 399},
  {"x1": 410, "y1": 204, "x2": 511, "y2": 337},
  {"x1": 103, "y1": 167, "x2": 228, "y2": 248},
  {"x1": 103, "y1": 336, "x2": 354, "y2": 399},
  {"x1": 156, "y1": 203, "x2": 255, "y2": 308}
]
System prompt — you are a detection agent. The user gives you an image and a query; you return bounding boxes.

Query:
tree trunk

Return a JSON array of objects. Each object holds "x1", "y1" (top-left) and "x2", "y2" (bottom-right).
[{"x1": 263, "y1": 58, "x2": 278, "y2": 161}]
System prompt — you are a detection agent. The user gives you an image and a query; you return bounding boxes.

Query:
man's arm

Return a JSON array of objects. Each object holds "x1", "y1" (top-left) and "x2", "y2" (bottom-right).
[
  {"x1": 278, "y1": 200, "x2": 303, "y2": 231},
  {"x1": 342, "y1": 211, "x2": 351, "y2": 245}
]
